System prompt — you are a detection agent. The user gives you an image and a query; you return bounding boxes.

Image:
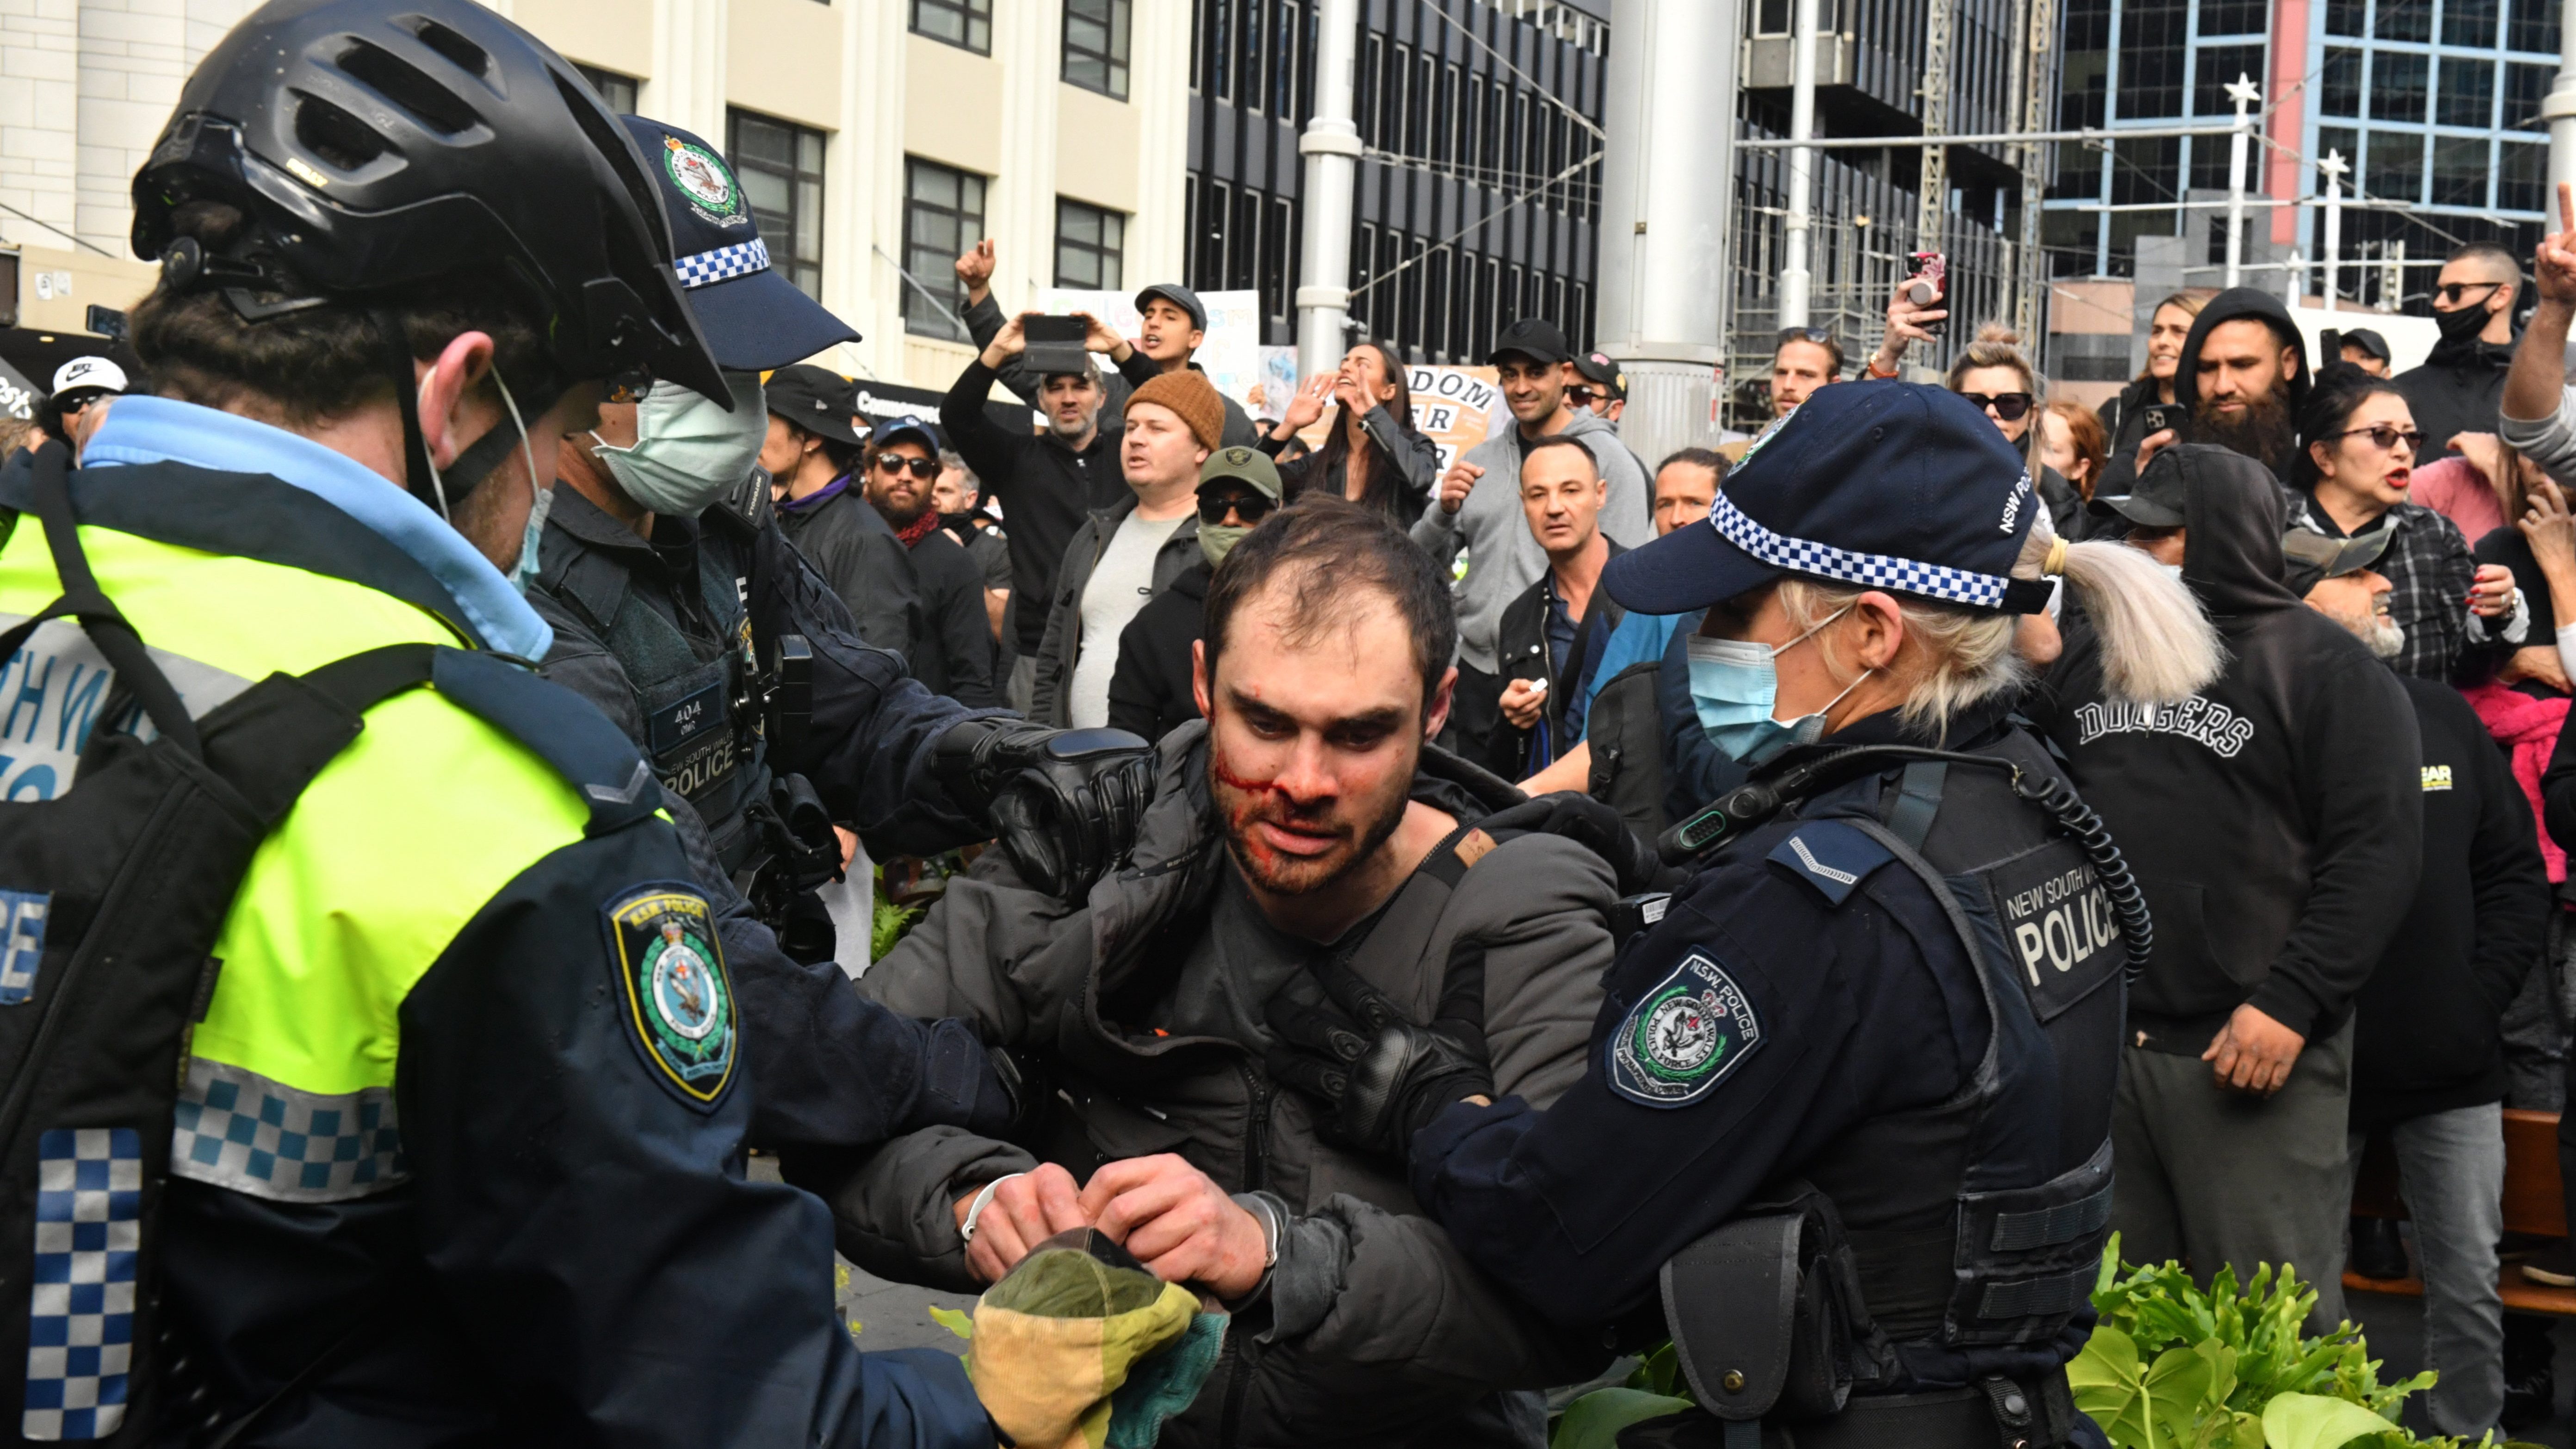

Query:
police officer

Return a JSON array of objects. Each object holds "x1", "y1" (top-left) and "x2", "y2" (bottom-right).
[
  {"x1": 0, "y1": 0, "x2": 1008, "y2": 1439},
  {"x1": 1270, "y1": 384, "x2": 2227, "y2": 1447},
  {"x1": 538, "y1": 117, "x2": 1147, "y2": 940}
]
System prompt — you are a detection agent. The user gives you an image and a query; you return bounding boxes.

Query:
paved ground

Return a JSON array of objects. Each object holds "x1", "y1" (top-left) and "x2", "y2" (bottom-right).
[{"x1": 836, "y1": 1263, "x2": 976, "y2": 1358}]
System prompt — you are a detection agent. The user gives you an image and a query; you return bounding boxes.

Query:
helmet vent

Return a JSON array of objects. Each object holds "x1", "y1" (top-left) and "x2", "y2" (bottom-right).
[
  {"x1": 337, "y1": 39, "x2": 478, "y2": 135},
  {"x1": 407, "y1": 17, "x2": 491, "y2": 78},
  {"x1": 292, "y1": 92, "x2": 391, "y2": 170},
  {"x1": 551, "y1": 70, "x2": 663, "y2": 248}
]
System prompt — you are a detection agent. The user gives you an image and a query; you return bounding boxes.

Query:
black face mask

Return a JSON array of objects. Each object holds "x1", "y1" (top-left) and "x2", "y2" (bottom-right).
[{"x1": 2434, "y1": 301, "x2": 2495, "y2": 343}]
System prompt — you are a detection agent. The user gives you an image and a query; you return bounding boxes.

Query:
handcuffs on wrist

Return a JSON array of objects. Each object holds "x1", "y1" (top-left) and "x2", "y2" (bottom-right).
[{"x1": 959, "y1": 1172, "x2": 1027, "y2": 1245}]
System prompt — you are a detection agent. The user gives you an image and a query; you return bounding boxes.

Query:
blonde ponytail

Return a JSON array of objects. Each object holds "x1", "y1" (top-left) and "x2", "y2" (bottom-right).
[{"x1": 2016, "y1": 517, "x2": 2225, "y2": 702}]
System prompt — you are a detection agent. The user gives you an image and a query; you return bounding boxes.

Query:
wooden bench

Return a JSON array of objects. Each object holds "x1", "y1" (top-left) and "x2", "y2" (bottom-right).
[{"x1": 2345, "y1": 1108, "x2": 2576, "y2": 1315}]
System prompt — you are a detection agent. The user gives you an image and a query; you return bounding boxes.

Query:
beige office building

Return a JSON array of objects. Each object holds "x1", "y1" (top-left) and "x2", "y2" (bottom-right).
[{"x1": 0, "y1": 0, "x2": 1188, "y2": 390}]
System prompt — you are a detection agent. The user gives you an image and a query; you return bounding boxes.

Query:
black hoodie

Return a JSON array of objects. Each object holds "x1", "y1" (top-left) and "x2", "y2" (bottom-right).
[
  {"x1": 2094, "y1": 289, "x2": 2314, "y2": 506},
  {"x1": 2391, "y1": 331, "x2": 2514, "y2": 458},
  {"x1": 2025, "y1": 446, "x2": 2422, "y2": 1052}
]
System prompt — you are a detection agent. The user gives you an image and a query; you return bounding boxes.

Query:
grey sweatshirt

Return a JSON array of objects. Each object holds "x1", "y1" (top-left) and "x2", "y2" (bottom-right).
[{"x1": 1408, "y1": 408, "x2": 1651, "y2": 673}]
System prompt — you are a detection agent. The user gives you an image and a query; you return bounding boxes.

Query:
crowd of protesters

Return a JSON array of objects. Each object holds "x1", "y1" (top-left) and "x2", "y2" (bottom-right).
[{"x1": 444, "y1": 212, "x2": 2576, "y2": 1442}]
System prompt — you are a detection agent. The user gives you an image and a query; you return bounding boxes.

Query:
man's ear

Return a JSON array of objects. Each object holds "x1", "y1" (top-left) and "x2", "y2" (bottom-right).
[
  {"x1": 1424, "y1": 664, "x2": 1458, "y2": 742},
  {"x1": 1191, "y1": 638, "x2": 1213, "y2": 719},
  {"x1": 1186, "y1": 328, "x2": 1207, "y2": 352},
  {"x1": 1194, "y1": 445, "x2": 1212, "y2": 468},
  {"x1": 416, "y1": 331, "x2": 496, "y2": 469}
]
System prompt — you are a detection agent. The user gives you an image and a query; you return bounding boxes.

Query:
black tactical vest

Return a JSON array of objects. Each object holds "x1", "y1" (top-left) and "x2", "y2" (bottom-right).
[
  {"x1": 538, "y1": 511, "x2": 770, "y2": 870},
  {"x1": 1787, "y1": 729, "x2": 2124, "y2": 1394}
]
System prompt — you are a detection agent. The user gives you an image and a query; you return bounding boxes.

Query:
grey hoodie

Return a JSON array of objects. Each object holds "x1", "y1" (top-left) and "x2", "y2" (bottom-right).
[{"x1": 1408, "y1": 408, "x2": 1652, "y2": 673}]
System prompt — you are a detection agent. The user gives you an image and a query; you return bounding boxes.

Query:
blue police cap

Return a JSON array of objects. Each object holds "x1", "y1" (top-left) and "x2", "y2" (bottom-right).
[
  {"x1": 1603, "y1": 382, "x2": 2054, "y2": 616},
  {"x1": 619, "y1": 116, "x2": 861, "y2": 372}
]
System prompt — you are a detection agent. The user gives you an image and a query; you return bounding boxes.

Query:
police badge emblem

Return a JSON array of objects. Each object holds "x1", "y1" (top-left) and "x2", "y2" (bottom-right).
[
  {"x1": 663, "y1": 136, "x2": 746, "y2": 226},
  {"x1": 605, "y1": 887, "x2": 737, "y2": 1107},
  {"x1": 1608, "y1": 951, "x2": 1763, "y2": 1108}
]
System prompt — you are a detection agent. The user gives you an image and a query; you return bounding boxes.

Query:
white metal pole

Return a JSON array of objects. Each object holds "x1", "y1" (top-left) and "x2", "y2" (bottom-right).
[
  {"x1": 2545, "y1": 0, "x2": 2576, "y2": 206},
  {"x1": 1294, "y1": 0, "x2": 1363, "y2": 382},
  {"x1": 2224, "y1": 74, "x2": 2258, "y2": 290},
  {"x1": 2319, "y1": 149, "x2": 2346, "y2": 314},
  {"x1": 1777, "y1": 0, "x2": 1821, "y2": 327}
]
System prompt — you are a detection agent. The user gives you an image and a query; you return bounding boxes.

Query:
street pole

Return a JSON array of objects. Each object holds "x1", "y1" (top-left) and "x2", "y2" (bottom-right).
[
  {"x1": 1293, "y1": 0, "x2": 1362, "y2": 383},
  {"x1": 2318, "y1": 148, "x2": 2346, "y2": 313},
  {"x1": 1598, "y1": 0, "x2": 1736, "y2": 462},
  {"x1": 2224, "y1": 74, "x2": 2258, "y2": 290},
  {"x1": 1777, "y1": 0, "x2": 1821, "y2": 328},
  {"x1": 2015, "y1": 0, "x2": 2054, "y2": 341},
  {"x1": 2545, "y1": 0, "x2": 2576, "y2": 205},
  {"x1": 1914, "y1": 0, "x2": 1952, "y2": 257}
]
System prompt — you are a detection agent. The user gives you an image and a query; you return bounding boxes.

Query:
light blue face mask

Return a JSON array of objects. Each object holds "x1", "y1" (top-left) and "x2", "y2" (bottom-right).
[
  {"x1": 415, "y1": 366, "x2": 549, "y2": 594},
  {"x1": 1685, "y1": 604, "x2": 1872, "y2": 765}
]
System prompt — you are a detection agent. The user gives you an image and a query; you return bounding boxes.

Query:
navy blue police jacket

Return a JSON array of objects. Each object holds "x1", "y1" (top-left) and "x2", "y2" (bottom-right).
[{"x1": 1411, "y1": 705, "x2": 2006, "y2": 1329}]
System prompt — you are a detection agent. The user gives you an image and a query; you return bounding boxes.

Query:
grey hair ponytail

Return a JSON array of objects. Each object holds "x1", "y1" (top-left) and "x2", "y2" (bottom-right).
[{"x1": 2021, "y1": 513, "x2": 2226, "y2": 702}]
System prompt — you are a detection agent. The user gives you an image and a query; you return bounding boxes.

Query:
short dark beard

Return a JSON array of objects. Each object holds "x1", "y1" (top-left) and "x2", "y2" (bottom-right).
[
  {"x1": 870, "y1": 484, "x2": 928, "y2": 527},
  {"x1": 1209, "y1": 742, "x2": 1414, "y2": 899},
  {"x1": 2194, "y1": 387, "x2": 2296, "y2": 477}
]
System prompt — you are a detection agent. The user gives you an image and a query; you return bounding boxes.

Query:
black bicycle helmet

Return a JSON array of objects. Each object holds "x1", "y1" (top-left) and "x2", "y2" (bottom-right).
[{"x1": 129, "y1": 0, "x2": 724, "y2": 408}]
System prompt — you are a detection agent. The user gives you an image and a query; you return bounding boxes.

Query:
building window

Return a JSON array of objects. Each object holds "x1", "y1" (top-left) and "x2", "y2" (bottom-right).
[
  {"x1": 1065, "y1": 0, "x2": 1132, "y2": 99},
  {"x1": 2502, "y1": 137, "x2": 2549, "y2": 211},
  {"x1": 2440, "y1": 57, "x2": 2497, "y2": 126},
  {"x1": 902, "y1": 157, "x2": 986, "y2": 340},
  {"x1": 2371, "y1": 51, "x2": 2429, "y2": 124},
  {"x1": 727, "y1": 111, "x2": 825, "y2": 300},
  {"x1": 2366, "y1": 129, "x2": 2424, "y2": 202},
  {"x1": 1055, "y1": 198, "x2": 1126, "y2": 290},
  {"x1": 575, "y1": 64, "x2": 636, "y2": 114},
  {"x1": 2446, "y1": 0, "x2": 2501, "y2": 45},
  {"x1": 2432, "y1": 136, "x2": 2489, "y2": 205},
  {"x1": 912, "y1": 0, "x2": 991, "y2": 55}
]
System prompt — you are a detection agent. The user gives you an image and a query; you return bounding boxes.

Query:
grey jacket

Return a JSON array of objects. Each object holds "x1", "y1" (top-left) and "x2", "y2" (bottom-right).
[
  {"x1": 1029, "y1": 496, "x2": 1201, "y2": 728},
  {"x1": 823, "y1": 724, "x2": 1615, "y2": 1446},
  {"x1": 963, "y1": 292, "x2": 1262, "y2": 449},
  {"x1": 1409, "y1": 409, "x2": 1651, "y2": 673}
]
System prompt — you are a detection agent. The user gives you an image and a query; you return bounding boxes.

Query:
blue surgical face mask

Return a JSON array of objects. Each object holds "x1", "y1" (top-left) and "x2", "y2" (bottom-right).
[
  {"x1": 416, "y1": 366, "x2": 549, "y2": 594},
  {"x1": 1685, "y1": 604, "x2": 1872, "y2": 764},
  {"x1": 588, "y1": 372, "x2": 768, "y2": 519}
]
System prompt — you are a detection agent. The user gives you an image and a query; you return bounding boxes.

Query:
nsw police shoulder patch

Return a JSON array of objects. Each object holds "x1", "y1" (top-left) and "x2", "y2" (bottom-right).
[
  {"x1": 604, "y1": 886, "x2": 737, "y2": 1109},
  {"x1": 1608, "y1": 951, "x2": 1763, "y2": 1108}
]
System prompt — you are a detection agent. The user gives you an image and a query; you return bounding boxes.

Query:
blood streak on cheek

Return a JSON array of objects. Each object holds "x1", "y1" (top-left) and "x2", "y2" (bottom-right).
[{"x1": 1210, "y1": 747, "x2": 1286, "y2": 869}]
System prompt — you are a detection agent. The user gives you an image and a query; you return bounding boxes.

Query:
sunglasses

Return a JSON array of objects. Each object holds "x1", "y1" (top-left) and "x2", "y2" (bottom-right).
[
  {"x1": 874, "y1": 454, "x2": 939, "y2": 480},
  {"x1": 1776, "y1": 326, "x2": 1839, "y2": 348},
  {"x1": 2329, "y1": 424, "x2": 2426, "y2": 453},
  {"x1": 1958, "y1": 391, "x2": 2035, "y2": 422},
  {"x1": 2434, "y1": 281, "x2": 2503, "y2": 306},
  {"x1": 1197, "y1": 490, "x2": 1276, "y2": 526}
]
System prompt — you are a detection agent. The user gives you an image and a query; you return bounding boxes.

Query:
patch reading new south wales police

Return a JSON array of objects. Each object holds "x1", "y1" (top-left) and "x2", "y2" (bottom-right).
[
  {"x1": 1608, "y1": 952, "x2": 1764, "y2": 1108},
  {"x1": 605, "y1": 887, "x2": 737, "y2": 1108}
]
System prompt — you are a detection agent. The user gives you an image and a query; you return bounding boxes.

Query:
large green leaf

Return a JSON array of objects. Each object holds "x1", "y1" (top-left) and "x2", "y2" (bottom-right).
[
  {"x1": 2071, "y1": 1327, "x2": 2218, "y2": 1449},
  {"x1": 2256, "y1": 1392, "x2": 2396, "y2": 1449},
  {"x1": 1548, "y1": 1388, "x2": 1697, "y2": 1449}
]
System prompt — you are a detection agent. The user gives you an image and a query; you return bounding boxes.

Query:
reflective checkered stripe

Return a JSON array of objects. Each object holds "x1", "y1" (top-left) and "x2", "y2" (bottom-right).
[
  {"x1": 171, "y1": 1058, "x2": 405, "y2": 1203},
  {"x1": 1706, "y1": 489, "x2": 2017, "y2": 609},
  {"x1": 23, "y1": 1128, "x2": 137, "y2": 1442},
  {"x1": 674, "y1": 237, "x2": 769, "y2": 289}
]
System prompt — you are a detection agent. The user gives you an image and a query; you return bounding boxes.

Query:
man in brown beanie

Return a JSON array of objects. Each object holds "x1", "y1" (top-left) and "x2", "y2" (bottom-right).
[{"x1": 1032, "y1": 369, "x2": 1219, "y2": 727}]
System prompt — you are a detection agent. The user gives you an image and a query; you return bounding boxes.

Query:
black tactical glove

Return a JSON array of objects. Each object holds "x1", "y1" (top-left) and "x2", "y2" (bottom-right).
[
  {"x1": 1264, "y1": 953, "x2": 1493, "y2": 1160},
  {"x1": 930, "y1": 719, "x2": 1158, "y2": 900},
  {"x1": 1475, "y1": 790, "x2": 1681, "y2": 896}
]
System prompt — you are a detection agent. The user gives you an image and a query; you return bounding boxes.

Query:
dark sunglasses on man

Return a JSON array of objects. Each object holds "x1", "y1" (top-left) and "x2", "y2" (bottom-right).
[
  {"x1": 1957, "y1": 390, "x2": 2034, "y2": 423},
  {"x1": 2433, "y1": 280, "x2": 2504, "y2": 307},
  {"x1": 874, "y1": 453, "x2": 940, "y2": 480},
  {"x1": 1197, "y1": 489, "x2": 1276, "y2": 526}
]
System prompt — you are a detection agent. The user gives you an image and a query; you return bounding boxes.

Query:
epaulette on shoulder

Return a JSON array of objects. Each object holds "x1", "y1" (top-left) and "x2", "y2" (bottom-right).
[{"x1": 1763, "y1": 819, "x2": 1895, "y2": 906}]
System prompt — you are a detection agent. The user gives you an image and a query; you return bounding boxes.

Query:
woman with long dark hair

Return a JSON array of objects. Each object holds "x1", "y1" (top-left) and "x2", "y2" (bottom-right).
[{"x1": 1259, "y1": 341, "x2": 1439, "y2": 525}]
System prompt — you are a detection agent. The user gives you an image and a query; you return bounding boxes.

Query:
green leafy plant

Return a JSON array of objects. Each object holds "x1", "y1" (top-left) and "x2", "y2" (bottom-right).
[
  {"x1": 871, "y1": 898, "x2": 923, "y2": 960},
  {"x1": 1549, "y1": 1237, "x2": 2529, "y2": 1449}
]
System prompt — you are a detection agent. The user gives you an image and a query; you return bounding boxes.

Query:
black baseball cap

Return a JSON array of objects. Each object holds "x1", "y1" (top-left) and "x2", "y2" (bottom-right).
[
  {"x1": 869, "y1": 416, "x2": 941, "y2": 454},
  {"x1": 1489, "y1": 319, "x2": 1573, "y2": 368},
  {"x1": 765, "y1": 364, "x2": 860, "y2": 445},
  {"x1": 1604, "y1": 382, "x2": 2054, "y2": 616},
  {"x1": 1573, "y1": 351, "x2": 1627, "y2": 400},
  {"x1": 2281, "y1": 517, "x2": 2396, "y2": 595},
  {"x1": 2336, "y1": 327, "x2": 2392, "y2": 363},
  {"x1": 1135, "y1": 283, "x2": 1208, "y2": 334},
  {"x1": 2093, "y1": 450, "x2": 2190, "y2": 529},
  {"x1": 622, "y1": 116, "x2": 861, "y2": 372}
]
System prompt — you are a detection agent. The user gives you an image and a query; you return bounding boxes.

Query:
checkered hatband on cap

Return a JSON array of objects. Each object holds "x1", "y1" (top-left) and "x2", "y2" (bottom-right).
[
  {"x1": 1706, "y1": 489, "x2": 2017, "y2": 610},
  {"x1": 22, "y1": 1128, "x2": 138, "y2": 1442},
  {"x1": 674, "y1": 237, "x2": 771, "y2": 291}
]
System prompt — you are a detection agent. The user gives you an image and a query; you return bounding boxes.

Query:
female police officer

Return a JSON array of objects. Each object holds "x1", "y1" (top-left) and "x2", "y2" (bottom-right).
[{"x1": 1275, "y1": 382, "x2": 2222, "y2": 1448}]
